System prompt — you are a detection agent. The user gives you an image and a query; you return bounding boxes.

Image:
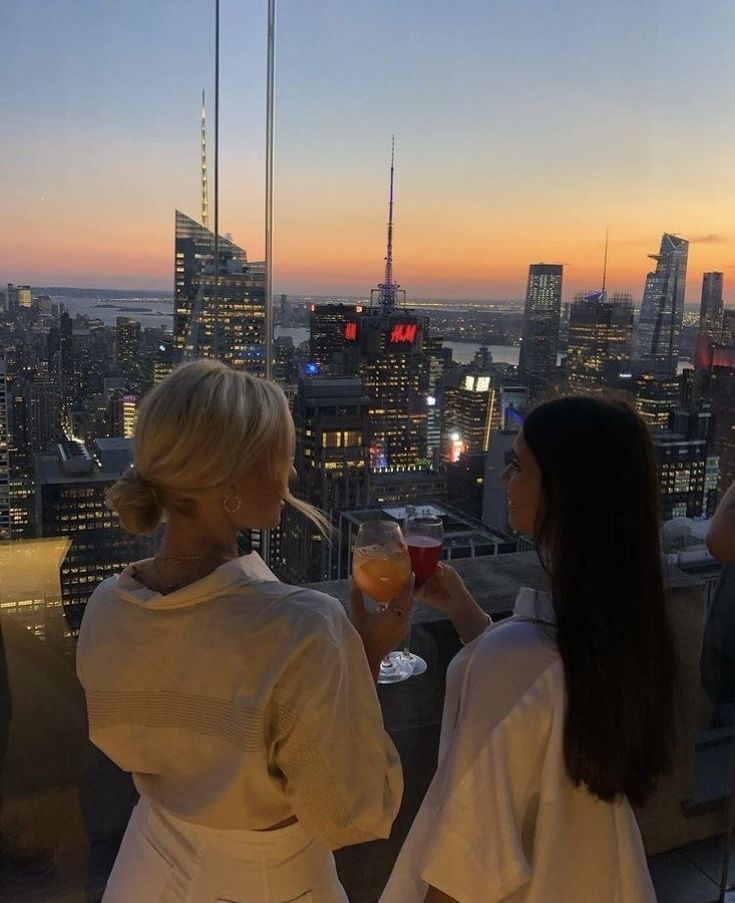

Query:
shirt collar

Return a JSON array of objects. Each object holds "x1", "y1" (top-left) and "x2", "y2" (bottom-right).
[
  {"x1": 513, "y1": 586, "x2": 556, "y2": 625},
  {"x1": 116, "y1": 552, "x2": 278, "y2": 610}
]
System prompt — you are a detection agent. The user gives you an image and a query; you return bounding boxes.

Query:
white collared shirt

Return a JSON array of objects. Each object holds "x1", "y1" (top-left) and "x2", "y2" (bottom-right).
[
  {"x1": 76, "y1": 553, "x2": 403, "y2": 848},
  {"x1": 380, "y1": 587, "x2": 656, "y2": 903}
]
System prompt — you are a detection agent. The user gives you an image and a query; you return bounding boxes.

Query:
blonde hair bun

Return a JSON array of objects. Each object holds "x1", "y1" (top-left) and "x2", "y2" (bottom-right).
[
  {"x1": 107, "y1": 359, "x2": 328, "y2": 537},
  {"x1": 106, "y1": 467, "x2": 162, "y2": 535}
]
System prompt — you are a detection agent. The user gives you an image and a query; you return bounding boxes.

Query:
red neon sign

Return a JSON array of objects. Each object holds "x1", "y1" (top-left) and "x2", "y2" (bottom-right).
[
  {"x1": 344, "y1": 321, "x2": 358, "y2": 341},
  {"x1": 389, "y1": 323, "x2": 417, "y2": 344}
]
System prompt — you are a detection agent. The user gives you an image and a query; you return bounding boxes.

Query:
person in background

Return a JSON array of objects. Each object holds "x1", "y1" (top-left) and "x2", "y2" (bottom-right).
[
  {"x1": 707, "y1": 482, "x2": 735, "y2": 560},
  {"x1": 380, "y1": 395, "x2": 677, "y2": 903},
  {"x1": 77, "y1": 359, "x2": 408, "y2": 903}
]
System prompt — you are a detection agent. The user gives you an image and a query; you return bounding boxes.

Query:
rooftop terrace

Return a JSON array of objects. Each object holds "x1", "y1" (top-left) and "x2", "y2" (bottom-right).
[{"x1": 1, "y1": 551, "x2": 734, "y2": 902}]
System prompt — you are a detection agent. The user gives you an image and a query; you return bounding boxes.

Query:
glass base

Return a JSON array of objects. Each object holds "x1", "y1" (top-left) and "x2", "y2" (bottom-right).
[
  {"x1": 402, "y1": 651, "x2": 427, "y2": 675},
  {"x1": 377, "y1": 651, "x2": 414, "y2": 684}
]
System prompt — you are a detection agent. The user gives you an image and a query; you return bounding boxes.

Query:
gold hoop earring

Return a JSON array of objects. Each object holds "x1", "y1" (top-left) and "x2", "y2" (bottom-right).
[{"x1": 223, "y1": 496, "x2": 242, "y2": 514}]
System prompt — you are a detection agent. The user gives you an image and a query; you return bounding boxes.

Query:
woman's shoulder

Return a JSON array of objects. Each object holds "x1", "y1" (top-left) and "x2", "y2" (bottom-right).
[
  {"x1": 230, "y1": 580, "x2": 353, "y2": 648},
  {"x1": 469, "y1": 619, "x2": 563, "y2": 696}
]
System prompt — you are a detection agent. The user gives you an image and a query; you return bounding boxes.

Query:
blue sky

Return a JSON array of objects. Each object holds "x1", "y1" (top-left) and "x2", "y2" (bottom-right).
[{"x1": 2, "y1": 0, "x2": 735, "y2": 299}]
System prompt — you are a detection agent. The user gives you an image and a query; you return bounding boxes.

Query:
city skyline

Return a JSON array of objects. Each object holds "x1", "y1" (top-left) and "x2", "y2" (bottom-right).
[{"x1": 3, "y1": 0, "x2": 735, "y2": 299}]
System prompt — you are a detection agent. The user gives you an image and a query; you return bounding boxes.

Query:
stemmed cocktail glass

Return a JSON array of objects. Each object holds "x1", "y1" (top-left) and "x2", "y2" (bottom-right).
[
  {"x1": 402, "y1": 511, "x2": 444, "y2": 675},
  {"x1": 352, "y1": 520, "x2": 414, "y2": 684}
]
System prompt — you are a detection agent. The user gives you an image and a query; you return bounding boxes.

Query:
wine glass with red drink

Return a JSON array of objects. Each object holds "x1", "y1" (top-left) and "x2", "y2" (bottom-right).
[{"x1": 402, "y1": 511, "x2": 444, "y2": 675}]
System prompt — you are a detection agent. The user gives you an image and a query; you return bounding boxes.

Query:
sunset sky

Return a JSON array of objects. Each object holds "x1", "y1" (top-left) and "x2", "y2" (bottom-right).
[{"x1": 3, "y1": 0, "x2": 735, "y2": 302}]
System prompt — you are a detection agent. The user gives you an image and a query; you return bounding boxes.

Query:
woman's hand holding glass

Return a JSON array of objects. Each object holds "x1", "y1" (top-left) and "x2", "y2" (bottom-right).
[
  {"x1": 350, "y1": 575, "x2": 415, "y2": 682},
  {"x1": 416, "y1": 563, "x2": 491, "y2": 645},
  {"x1": 351, "y1": 520, "x2": 415, "y2": 683}
]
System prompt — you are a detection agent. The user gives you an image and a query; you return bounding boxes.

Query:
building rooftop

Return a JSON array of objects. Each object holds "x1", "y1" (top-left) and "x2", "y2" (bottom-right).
[{"x1": 37, "y1": 440, "x2": 133, "y2": 485}]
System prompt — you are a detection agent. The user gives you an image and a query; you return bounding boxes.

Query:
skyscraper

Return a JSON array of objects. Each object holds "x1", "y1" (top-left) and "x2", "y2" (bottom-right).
[
  {"x1": 278, "y1": 378, "x2": 371, "y2": 583},
  {"x1": 518, "y1": 263, "x2": 563, "y2": 399},
  {"x1": 308, "y1": 302, "x2": 362, "y2": 376},
  {"x1": 36, "y1": 438, "x2": 153, "y2": 630},
  {"x1": 0, "y1": 360, "x2": 11, "y2": 542},
  {"x1": 174, "y1": 210, "x2": 266, "y2": 373},
  {"x1": 336, "y1": 141, "x2": 431, "y2": 470},
  {"x1": 567, "y1": 291, "x2": 634, "y2": 392},
  {"x1": 695, "y1": 272, "x2": 724, "y2": 369},
  {"x1": 115, "y1": 316, "x2": 142, "y2": 391},
  {"x1": 442, "y1": 373, "x2": 495, "y2": 459},
  {"x1": 353, "y1": 309, "x2": 431, "y2": 468},
  {"x1": 636, "y1": 233, "x2": 689, "y2": 371}
]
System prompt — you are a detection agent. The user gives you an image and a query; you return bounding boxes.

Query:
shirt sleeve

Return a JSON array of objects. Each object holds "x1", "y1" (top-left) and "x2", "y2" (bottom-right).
[
  {"x1": 410, "y1": 639, "x2": 560, "y2": 903},
  {"x1": 270, "y1": 594, "x2": 403, "y2": 850}
]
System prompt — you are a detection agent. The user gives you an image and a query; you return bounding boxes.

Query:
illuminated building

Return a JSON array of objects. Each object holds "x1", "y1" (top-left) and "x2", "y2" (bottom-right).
[
  {"x1": 0, "y1": 359, "x2": 11, "y2": 541},
  {"x1": 636, "y1": 233, "x2": 689, "y2": 372},
  {"x1": 145, "y1": 340, "x2": 177, "y2": 392},
  {"x1": 722, "y1": 309, "x2": 735, "y2": 345},
  {"x1": 9, "y1": 388, "x2": 33, "y2": 538},
  {"x1": 6, "y1": 284, "x2": 32, "y2": 315},
  {"x1": 518, "y1": 263, "x2": 563, "y2": 400},
  {"x1": 308, "y1": 302, "x2": 362, "y2": 376},
  {"x1": 28, "y1": 380, "x2": 60, "y2": 452},
  {"x1": 36, "y1": 438, "x2": 154, "y2": 630},
  {"x1": 368, "y1": 467, "x2": 447, "y2": 507},
  {"x1": 605, "y1": 362, "x2": 682, "y2": 430},
  {"x1": 115, "y1": 316, "x2": 142, "y2": 392},
  {"x1": 174, "y1": 210, "x2": 266, "y2": 373},
  {"x1": 0, "y1": 538, "x2": 73, "y2": 657},
  {"x1": 652, "y1": 430, "x2": 711, "y2": 520},
  {"x1": 442, "y1": 373, "x2": 495, "y2": 460},
  {"x1": 352, "y1": 310, "x2": 431, "y2": 469},
  {"x1": 567, "y1": 291, "x2": 634, "y2": 391},
  {"x1": 699, "y1": 358, "x2": 735, "y2": 494},
  {"x1": 109, "y1": 392, "x2": 138, "y2": 438},
  {"x1": 278, "y1": 378, "x2": 370, "y2": 583}
]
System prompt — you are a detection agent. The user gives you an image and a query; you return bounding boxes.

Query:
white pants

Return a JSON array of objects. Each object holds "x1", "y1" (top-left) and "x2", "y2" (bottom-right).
[{"x1": 103, "y1": 798, "x2": 349, "y2": 903}]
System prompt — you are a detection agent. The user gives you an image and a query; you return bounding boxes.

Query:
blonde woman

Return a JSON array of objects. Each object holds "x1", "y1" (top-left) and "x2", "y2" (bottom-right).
[{"x1": 76, "y1": 360, "x2": 407, "y2": 903}]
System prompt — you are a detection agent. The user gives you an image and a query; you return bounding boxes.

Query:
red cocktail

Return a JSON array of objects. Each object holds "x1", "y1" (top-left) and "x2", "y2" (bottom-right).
[{"x1": 406, "y1": 535, "x2": 443, "y2": 587}]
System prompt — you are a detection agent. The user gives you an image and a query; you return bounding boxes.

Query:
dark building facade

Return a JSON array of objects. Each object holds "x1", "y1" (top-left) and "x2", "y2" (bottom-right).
[
  {"x1": 567, "y1": 291, "x2": 634, "y2": 392},
  {"x1": 636, "y1": 233, "x2": 689, "y2": 372},
  {"x1": 36, "y1": 438, "x2": 154, "y2": 630},
  {"x1": 308, "y1": 303, "x2": 362, "y2": 376},
  {"x1": 518, "y1": 263, "x2": 563, "y2": 400},
  {"x1": 278, "y1": 378, "x2": 371, "y2": 584}
]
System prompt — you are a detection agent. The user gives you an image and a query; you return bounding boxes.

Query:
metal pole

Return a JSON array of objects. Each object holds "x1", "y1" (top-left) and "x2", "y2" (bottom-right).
[
  {"x1": 264, "y1": 0, "x2": 276, "y2": 381},
  {"x1": 213, "y1": 0, "x2": 220, "y2": 359},
  {"x1": 262, "y1": 0, "x2": 276, "y2": 566}
]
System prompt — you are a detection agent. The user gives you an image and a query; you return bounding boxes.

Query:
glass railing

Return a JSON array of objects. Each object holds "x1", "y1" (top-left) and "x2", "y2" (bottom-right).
[{"x1": 3, "y1": 0, "x2": 735, "y2": 901}]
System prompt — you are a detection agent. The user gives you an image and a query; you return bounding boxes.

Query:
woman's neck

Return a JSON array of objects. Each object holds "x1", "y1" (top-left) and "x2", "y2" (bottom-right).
[{"x1": 157, "y1": 512, "x2": 239, "y2": 561}]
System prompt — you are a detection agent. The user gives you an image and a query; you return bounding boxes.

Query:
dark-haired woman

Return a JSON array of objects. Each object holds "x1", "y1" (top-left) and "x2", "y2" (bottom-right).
[{"x1": 380, "y1": 395, "x2": 677, "y2": 903}]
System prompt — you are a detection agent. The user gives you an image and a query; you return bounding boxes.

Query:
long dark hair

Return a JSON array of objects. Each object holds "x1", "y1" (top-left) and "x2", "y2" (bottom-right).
[{"x1": 522, "y1": 395, "x2": 677, "y2": 806}]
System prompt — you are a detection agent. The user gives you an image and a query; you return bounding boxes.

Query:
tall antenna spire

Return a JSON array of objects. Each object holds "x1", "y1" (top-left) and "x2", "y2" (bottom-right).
[
  {"x1": 200, "y1": 89, "x2": 209, "y2": 228},
  {"x1": 377, "y1": 136, "x2": 400, "y2": 313},
  {"x1": 601, "y1": 226, "x2": 609, "y2": 297}
]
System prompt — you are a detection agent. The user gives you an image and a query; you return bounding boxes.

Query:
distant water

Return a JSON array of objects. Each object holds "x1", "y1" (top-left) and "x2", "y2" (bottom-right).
[
  {"x1": 54, "y1": 294, "x2": 173, "y2": 332},
  {"x1": 276, "y1": 327, "x2": 693, "y2": 374},
  {"x1": 275, "y1": 326, "x2": 521, "y2": 366}
]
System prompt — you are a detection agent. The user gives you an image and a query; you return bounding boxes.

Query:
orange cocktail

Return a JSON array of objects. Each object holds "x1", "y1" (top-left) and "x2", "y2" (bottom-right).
[{"x1": 353, "y1": 545, "x2": 412, "y2": 606}]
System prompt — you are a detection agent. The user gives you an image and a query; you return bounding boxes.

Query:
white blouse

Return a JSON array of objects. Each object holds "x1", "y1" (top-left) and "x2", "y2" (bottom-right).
[
  {"x1": 76, "y1": 553, "x2": 403, "y2": 849},
  {"x1": 380, "y1": 587, "x2": 656, "y2": 903}
]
